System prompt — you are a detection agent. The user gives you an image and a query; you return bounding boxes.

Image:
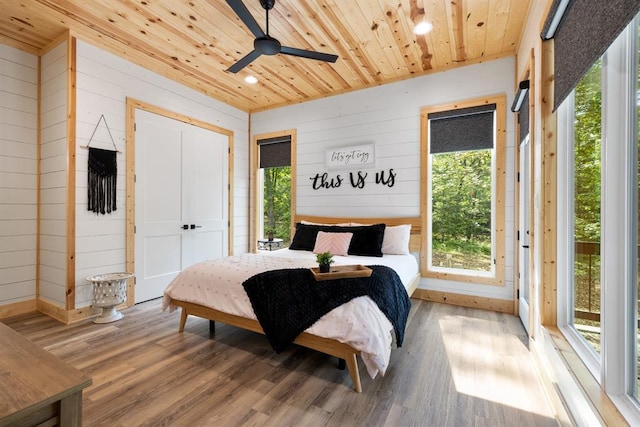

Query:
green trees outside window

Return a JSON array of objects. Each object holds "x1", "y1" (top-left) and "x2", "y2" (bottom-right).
[
  {"x1": 263, "y1": 166, "x2": 291, "y2": 245},
  {"x1": 431, "y1": 150, "x2": 493, "y2": 271},
  {"x1": 572, "y1": 59, "x2": 602, "y2": 353}
]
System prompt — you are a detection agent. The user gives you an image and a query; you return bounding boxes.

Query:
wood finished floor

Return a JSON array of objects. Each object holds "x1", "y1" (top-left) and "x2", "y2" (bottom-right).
[{"x1": 2, "y1": 299, "x2": 559, "y2": 426}]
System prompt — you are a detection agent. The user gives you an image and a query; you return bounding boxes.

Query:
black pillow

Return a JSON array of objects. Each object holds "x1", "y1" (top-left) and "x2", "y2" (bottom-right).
[
  {"x1": 289, "y1": 222, "x2": 321, "y2": 251},
  {"x1": 343, "y1": 223, "x2": 386, "y2": 257},
  {"x1": 289, "y1": 223, "x2": 386, "y2": 257}
]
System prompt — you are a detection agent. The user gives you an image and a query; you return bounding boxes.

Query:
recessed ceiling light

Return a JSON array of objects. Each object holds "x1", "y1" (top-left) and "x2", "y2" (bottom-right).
[
  {"x1": 413, "y1": 20, "x2": 433, "y2": 35},
  {"x1": 244, "y1": 75, "x2": 258, "y2": 84}
]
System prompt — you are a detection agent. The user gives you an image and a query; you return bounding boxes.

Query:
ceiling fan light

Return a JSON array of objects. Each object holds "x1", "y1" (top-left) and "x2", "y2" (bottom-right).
[
  {"x1": 244, "y1": 75, "x2": 258, "y2": 84},
  {"x1": 413, "y1": 20, "x2": 433, "y2": 35},
  {"x1": 255, "y1": 36, "x2": 281, "y2": 55}
]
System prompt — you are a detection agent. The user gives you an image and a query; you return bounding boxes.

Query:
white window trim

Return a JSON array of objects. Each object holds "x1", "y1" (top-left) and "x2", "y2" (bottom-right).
[
  {"x1": 557, "y1": 91, "x2": 602, "y2": 379},
  {"x1": 427, "y1": 148, "x2": 497, "y2": 278},
  {"x1": 257, "y1": 169, "x2": 265, "y2": 238},
  {"x1": 600, "y1": 14, "x2": 635, "y2": 398}
]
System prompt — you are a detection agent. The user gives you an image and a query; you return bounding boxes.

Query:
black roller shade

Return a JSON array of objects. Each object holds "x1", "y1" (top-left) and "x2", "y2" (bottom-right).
[
  {"x1": 511, "y1": 80, "x2": 530, "y2": 113},
  {"x1": 258, "y1": 135, "x2": 291, "y2": 168},
  {"x1": 428, "y1": 104, "x2": 496, "y2": 154},
  {"x1": 518, "y1": 90, "x2": 530, "y2": 144},
  {"x1": 541, "y1": 0, "x2": 571, "y2": 40},
  {"x1": 542, "y1": 0, "x2": 640, "y2": 110}
]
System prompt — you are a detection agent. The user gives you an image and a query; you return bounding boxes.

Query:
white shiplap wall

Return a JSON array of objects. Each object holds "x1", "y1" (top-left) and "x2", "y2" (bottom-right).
[
  {"x1": 251, "y1": 57, "x2": 517, "y2": 301},
  {"x1": 0, "y1": 44, "x2": 38, "y2": 305},
  {"x1": 39, "y1": 41, "x2": 69, "y2": 306},
  {"x1": 74, "y1": 39, "x2": 249, "y2": 307}
]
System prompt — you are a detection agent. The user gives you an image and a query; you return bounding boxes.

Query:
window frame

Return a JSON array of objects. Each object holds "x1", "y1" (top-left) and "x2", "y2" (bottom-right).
[
  {"x1": 556, "y1": 16, "x2": 640, "y2": 422},
  {"x1": 419, "y1": 95, "x2": 507, "y2": 286},
  {"x1": 252, "y1": 130, "x2": 297, "y2": 252}
]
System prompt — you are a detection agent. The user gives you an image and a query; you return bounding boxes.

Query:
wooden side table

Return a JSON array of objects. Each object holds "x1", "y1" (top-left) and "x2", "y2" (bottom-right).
[
  {"x1": 0, "y1": 323, "x2": 92, "y2": 427},
  {"x1": 257, "y1": 238, "x2": 284, "y2": 251}
]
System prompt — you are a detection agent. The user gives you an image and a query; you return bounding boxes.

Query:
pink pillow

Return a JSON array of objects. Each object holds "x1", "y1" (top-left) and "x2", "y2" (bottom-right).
[{"x1": 312, "y1": 231, "x2": 353, "y2": 256}]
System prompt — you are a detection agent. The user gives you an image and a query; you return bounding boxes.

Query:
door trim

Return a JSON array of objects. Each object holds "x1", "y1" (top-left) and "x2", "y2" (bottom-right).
[
  {"x1": 125, "y1": 97, "x2": 234, "y2": 306},
  {"x1": 514, "y1": 51, "x2": 535, "y2": 338}
]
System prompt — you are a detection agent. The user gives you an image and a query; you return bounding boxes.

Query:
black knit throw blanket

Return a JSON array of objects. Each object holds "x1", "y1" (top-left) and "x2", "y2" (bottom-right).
[
  {"x1": 88, "y1": 147, "x2": 117, "y2": 214},
  {"x1": 242, "y1": 265, "x2": 411, "y2": 353}
]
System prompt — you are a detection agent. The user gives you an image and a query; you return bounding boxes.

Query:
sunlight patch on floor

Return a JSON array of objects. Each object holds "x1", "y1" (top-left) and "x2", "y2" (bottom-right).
[{"x1": 439, "y1": 314, "x2": 555, "y2": 418}]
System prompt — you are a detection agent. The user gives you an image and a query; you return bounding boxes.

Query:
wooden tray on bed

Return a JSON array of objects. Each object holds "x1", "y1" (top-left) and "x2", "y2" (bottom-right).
[{"x1": 310, "y1": 265, "x2": 372, "y2": 281}]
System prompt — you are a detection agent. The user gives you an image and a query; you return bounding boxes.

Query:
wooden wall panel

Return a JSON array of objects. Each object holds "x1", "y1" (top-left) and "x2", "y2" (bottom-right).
[{"x1": 0, "y1": 44, "x2": 38, "y2": 310}]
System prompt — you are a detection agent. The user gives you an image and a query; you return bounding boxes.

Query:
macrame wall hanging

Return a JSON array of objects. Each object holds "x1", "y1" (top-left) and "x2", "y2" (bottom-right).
[{"x1": 85, "y1": 115, "x2": 119, "y2": 215}]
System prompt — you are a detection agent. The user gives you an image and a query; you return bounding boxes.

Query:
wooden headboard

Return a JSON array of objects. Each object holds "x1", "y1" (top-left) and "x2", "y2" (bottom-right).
[{"x1": 294, "y1": 215, "x2": 422, "y2": 253}]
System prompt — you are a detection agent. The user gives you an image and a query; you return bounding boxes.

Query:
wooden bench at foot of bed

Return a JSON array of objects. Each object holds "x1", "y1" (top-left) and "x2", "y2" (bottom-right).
[{"x1": 172, "y1": 299, "x2": 364, "y2": 393}]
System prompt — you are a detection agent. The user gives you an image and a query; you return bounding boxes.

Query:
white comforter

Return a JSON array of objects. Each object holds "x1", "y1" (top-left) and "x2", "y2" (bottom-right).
[{"x1": 162, "y1": 249, "x2": 417, "y2": 378}]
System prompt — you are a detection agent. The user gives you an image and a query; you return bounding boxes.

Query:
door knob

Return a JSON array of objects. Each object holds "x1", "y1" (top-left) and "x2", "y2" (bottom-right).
[
  {"x1": 181, "y1": 224, "x2": 189, "y2": 230},
  {"x1": 190, "y1": 224, "x2": 203, "y2": 229}
]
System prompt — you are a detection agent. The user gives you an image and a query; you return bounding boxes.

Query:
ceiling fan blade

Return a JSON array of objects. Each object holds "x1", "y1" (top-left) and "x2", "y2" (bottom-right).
[
  {"x1": 226, "y1": 0, "x2": 265, "y2": 39},
  {"x1": 280, "y1": 46, "x2": 338, "y2": 63},
  {"x1": 227, "y1": 49, "x2": 262, "y2": 73}
]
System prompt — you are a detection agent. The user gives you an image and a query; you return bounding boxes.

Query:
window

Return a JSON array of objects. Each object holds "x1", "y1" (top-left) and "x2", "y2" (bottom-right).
[
  {"x1": 253, "y1": 131, "x2": 296, "y2": 249},
  {"x1": 572, "y1": 60, "x2": 602, "y2": 354},
  {"x1": 557, "y1": 15, "x2": 640, "y2": 420},
  {"x1": 420, "y1": 96, "x2": 506, "y2": 285}
]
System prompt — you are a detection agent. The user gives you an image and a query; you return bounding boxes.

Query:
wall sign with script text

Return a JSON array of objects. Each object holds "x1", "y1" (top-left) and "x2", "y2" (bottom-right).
[
  {"x1": 325, "y1": 144, "x2": 375, "y2": 170},
  {"x1": 310, "y1": 169, "x2": 397, "y2": 190}
]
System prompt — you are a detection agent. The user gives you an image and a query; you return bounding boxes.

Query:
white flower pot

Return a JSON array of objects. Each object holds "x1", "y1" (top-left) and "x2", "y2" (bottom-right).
[{"x1": 87, "y1": 272, "x2": 134, "y2": 323}]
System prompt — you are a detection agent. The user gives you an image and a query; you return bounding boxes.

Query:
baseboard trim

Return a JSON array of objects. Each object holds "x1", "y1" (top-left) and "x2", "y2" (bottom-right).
[
  {"x1": 0, "y1": 299, "x2": 37, "y2": 320},
  {"x1": 412, "y1": 288, "x2": 514, "y2": 314},
  {"x1": 36, "y1": 299, "x2": 71, "y2": 323},
  {"x1": 37, "y1": 299, "x2": 99, "y2": 324}
]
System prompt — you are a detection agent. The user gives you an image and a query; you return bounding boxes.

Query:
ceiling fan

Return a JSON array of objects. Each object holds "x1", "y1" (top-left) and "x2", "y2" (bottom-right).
[{"x1": 225, "y1": 0, "x2": 339, "y2": 73}]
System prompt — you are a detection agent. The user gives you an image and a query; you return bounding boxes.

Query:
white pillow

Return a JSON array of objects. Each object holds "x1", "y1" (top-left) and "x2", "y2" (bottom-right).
[
  {"x1": 381, "y1": 225, "x2": 411, "y2": 255},
  {"x1": 312, "y1": 231, "x2": 353, "y2": 256}
]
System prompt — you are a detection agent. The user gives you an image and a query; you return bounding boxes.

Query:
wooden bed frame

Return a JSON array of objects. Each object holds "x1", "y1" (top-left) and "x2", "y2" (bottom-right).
[{"x1": 172, "y1": 216, "x2": 422, "y2": 393}]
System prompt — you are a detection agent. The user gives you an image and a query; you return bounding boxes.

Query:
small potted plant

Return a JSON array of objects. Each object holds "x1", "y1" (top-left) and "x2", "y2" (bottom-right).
[
  {"x1": 316, "y1": 251, "x2": 334, "y2": 273},
  {"x1": 266, "y1": 229, "x2": 275, "y2": 241}
]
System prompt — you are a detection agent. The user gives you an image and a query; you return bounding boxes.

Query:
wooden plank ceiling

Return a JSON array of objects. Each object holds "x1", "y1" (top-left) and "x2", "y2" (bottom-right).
[{"x1": 0, "y1": 0, "x2": 531, "y2": 112}]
